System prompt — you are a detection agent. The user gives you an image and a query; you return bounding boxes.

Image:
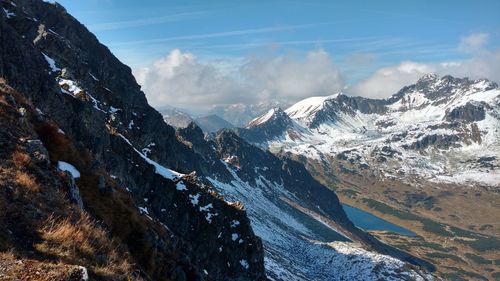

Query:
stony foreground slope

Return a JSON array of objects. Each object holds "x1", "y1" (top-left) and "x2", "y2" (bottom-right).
[{"x1": 1, "y1": 0, "x2": 265, "y2": 280}]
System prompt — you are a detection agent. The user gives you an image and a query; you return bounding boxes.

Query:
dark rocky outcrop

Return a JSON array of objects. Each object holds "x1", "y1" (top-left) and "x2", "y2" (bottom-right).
[
  {"x1": 403, "y1": 134, "x2": 462, "y2": 150},
  {"x1": 25, "y1": 138, "x2": 50, "y2": 166},
  {"x1": 335, "y1": 94, "x2": 388, "y2": 115},
  {"x1": 309, "y1": 94, "x2": 387, "y2": 128},
  {"x1": 61, "y1": 171, "x2": 85, "y2": 209},
  {"x1": 445, "y1": 102, "x2": 486, "y2": 122}
]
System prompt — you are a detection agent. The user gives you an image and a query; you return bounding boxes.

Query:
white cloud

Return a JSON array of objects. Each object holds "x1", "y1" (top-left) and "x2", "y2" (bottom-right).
[
  {"x1": 459, "y1": 32, "x2": 489, "y2": 53},
  {"x1": 135, "y1": 49, "x2": 247, "y2": 111},
  {"x1": 241, "y1": 49, "x2": 344, "y2": 101},
  {"x1": 135, "y1": 49, "x2": 344, "y2": 111},
  {"x1": 351, "y1": 32, "x2": 499, "y2": 99},
  {"x1": 136, "y1": 33, "x2": 499, "y2": 110},
  {"x1": 349, "y1": 61, "x2": 435, "y2": 99},
  {"x1": 441, "y1": 49, "x2": 500, "y2": 82}
]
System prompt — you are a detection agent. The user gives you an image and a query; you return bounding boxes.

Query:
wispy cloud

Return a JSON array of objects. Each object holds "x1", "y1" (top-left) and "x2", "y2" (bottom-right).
[
  {"x1": 350, "y1": 31, "x2": 500, "y2": 99},
  {"x1": 346, "y1": 38, "x2": 458, "y2": 60},
  {"x1": 459, "y1": 32, "x2": 490, "y2": 53},
  {"x1": 187, "y1": 36, "x2": 382, "y2": 50},
  {"x1": 88, "y1": 11, "x2": 207, "y2": 31},
  {"x1": 108, "y1": 23, "x2": 325, "y2": 47}
]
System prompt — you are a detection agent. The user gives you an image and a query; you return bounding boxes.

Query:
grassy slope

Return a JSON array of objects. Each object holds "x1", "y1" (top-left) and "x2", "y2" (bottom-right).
[{"x1": 0, "y1": 80, "x2": 196, "y2": 280}]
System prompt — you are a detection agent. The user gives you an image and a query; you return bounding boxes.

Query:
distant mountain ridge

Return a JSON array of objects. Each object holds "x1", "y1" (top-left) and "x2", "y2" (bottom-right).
[
  {"x1": 160, "y1": 108, "x2": 236, "y2": 133},
  {"x1": 236, "y1": 74, "x2": 500, "y2": 280},
  {"x1": 209, "y1": 101, "x2": 287, "y2": 127},
  {"x1": 159, "y1": 105, "x2": 194, "y2": 128},
  {"x1": 240, "y1": 74, "x2": 500, "y2": 187},
  {"x1": 194, "y1": 114, "x2": 235, "y2": 132}
]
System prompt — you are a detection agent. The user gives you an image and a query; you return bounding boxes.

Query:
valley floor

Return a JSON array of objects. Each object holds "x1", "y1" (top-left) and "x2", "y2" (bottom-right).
[{"x1": 334, "y1": 180, "x2": 500, "y2": 281}]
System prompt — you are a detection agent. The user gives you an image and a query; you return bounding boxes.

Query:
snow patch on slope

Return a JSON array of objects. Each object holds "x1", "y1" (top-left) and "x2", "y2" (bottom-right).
[
  {"x1": 57, "y1": 161, "x2": 80, "y2": 178},
  {"x1": 117, "y1": 133, "x2": 183, "y2": 181},
  {"x1": 42, "y1": 52, "x2": 60, "y2": 73}
]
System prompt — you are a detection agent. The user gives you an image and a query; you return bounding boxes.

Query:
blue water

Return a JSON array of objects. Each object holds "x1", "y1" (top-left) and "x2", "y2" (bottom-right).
[{"x1": 342, "y1": 204, "x2": 416, "y2": 236}]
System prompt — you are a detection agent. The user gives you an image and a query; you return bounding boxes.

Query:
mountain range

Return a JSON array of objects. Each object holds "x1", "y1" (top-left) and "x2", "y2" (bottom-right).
[
  {"x1": 237, "y1": 73, "x2": 500, "y2": 280},
  {"x1": 0, "y1": 1, "x2": 440, "y2": 280},
  {"x1": 3, "y1": 0, "x2": 500, "y2": 280},
  {"x1": 160, "y1": 108, "x2": 236, "y2": 133},
  {"x1": 240, "y1": 73, "x2": 499, "y2": 187}
]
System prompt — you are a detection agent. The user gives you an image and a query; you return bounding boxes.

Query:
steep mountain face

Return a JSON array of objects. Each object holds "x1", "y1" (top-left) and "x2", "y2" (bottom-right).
[
  {"x1": 1, "y1": 80, "x2": 220, "y2": 280},
  {"x1": 285, "y1": 93, "x2": 387, "y2": 129},
  {"x1": 243, "y1": 74, "x2": 500, "y2": 187},
  {"x1": 1, "y1": 1, "x2": 266, "y2": 280},
  {"x1": 0, "y1": 82, "x2": 107, "y2": 280}
]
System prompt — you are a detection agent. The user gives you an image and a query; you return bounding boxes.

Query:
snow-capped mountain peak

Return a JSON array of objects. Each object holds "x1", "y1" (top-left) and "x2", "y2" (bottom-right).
[
  {"x1": 388, "y1": 75, "x2": 498, "y2": 105},
  {"x1": 239, "y1": 74, "x2": 500, "y2": 187},
  {"x1": 285, "y1": 93, "x2": 342, "y2": 124},
  {"x1": 417, "y1": 72, "x2": 439, "y2": 83},
  {"x1": 240, "y1": 107, "x2": 297, "y2": 143},
  {"x1": 247, "y1": 107, "x2": 288, "y2": 127}
]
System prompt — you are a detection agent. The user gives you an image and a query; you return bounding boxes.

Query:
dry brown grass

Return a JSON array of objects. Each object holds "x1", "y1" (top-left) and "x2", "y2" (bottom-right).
[
  {"x1": 0, "y1": 83, "x2": 182, "y2": 280},
  {"x1": 12, "y1": 150, "x2": 32, "y2": 168},
  {"x1": 0, "y1": 82, "x2": 141, "y2": 280},
  {"x1": 0, "y1": 251, "x2": 81, "y2": 281},
  {"x1": 15, "y1": 170, "x2": 40, "y2": 193},
  {"x1": 37, "y1": 213, "x2": 133, "y2": 279}
]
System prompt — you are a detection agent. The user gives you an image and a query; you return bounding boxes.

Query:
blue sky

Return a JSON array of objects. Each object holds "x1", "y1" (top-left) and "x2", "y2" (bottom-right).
[{"x1": 56, "y1": 0, "x2": 500, "y2": 110}]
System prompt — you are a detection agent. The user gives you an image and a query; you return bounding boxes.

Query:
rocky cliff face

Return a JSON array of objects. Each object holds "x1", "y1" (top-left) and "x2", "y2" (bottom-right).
[
  {"x1": 388, "y1": 73, "x2": 497, "y2": 104},
  {"x1": 0, "y1": 0, "x2": 266, "y2": 280},
  {"x1": 0, "y1": 81, "x2": 140, "y2": 280}
]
